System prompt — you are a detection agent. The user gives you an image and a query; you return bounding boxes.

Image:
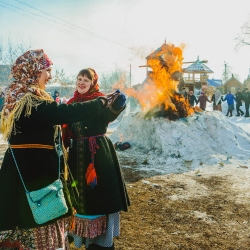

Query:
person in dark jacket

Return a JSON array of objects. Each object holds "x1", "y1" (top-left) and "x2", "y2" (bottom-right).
[
  {"x1": 223, "y1": 90, "x2": 237, "y2": 117},
  {"x1": 181, "y1": 87, "x2": 188, "y2": 99},
  {"x1": 62, "y1": 68, "x2": 130, "y2": 250},
  {"x1": 197, "y1": 92, "x2": 212, "y2": 110},
  {"x1": 0, "y1": 50, "x2": 108, "y2": 250},
  {"x1": 187, "y1": 91, "x2": 198, "y2": 107},
  {"x1": 211, "y1": 89, "x2": 223, "y2": 112},
  {"x1": 243, "y1": 88, "x2": 250, "y2": 117},
  {"x1": 235, "y1": 88, "x2": 244, "y2": 116}
]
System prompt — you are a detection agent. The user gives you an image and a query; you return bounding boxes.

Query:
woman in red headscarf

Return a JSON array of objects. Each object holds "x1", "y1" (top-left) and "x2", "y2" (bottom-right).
[
  {"x1": 62, "y1": 68, "x2": 130, "y2": 250},
  {"x1": 0, "y1": 50, "x2": 109, "y2": 250}
]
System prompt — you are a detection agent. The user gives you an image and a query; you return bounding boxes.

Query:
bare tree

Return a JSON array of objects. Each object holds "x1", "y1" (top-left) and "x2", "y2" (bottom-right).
[
  {"x1": 48, "y1": 68, "x2": 76, "y2": 98},
  {"x1": 0, "y1": 37, "x2": 32, "y2": 87},
  {"x1": 235, "y1": 15, "x2": 250, "y2": 50},
  {"x1": 99, "y1": 74, "x2": 112, "y2": 94},
  {"x1": 99, "y1": 68, "x2": 129, "y2": 94},
  {"x1": 0, "y1": 37, "x2": 31, "y2": 65},
  {"x1": 52, "y1": 69, "x2": 75, "y2": 86}
]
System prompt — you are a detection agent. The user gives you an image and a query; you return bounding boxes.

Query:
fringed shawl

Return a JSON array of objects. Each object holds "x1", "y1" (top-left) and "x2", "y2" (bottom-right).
[
  {"x1": 1, "y1": 49, "x2": 54, "y2": 140},
  {"x1": 214, "y1": 89, "x2": 222, "y2": 105},
  {"x1": 1, "y1": 91, "x2": 53, "y2": 140}
]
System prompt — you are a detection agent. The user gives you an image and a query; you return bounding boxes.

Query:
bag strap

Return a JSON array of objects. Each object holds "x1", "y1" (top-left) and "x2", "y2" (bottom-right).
[
  {"x1": 8, "y1": 141, "x2": 29, "y2": 193},
  {"x1": 8, "y1": 126, "x2": 62, "y2": 193}
]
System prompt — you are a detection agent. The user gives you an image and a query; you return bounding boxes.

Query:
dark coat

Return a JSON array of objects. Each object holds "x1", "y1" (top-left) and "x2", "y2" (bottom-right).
[
  {"x1": 64, "y1": 105, "x2": 130, "y2": 215},
  {"x1": 197, "y1": 95, "x2": 211, "y2": 110},
  {"x1": 235, "y1": 92, "x2": 244, "y2": 106},
  {"x1": 188, "y1": 95, "x2": 198, "y2": 106},
  {"x1": 243, "y1": 91, "x2": 250, "y2": 104},
  {"x1": 182, "y1": 91, "x2": 188, "y2": 99},
  {"x1": 0, "y1": 98, "x2": 104, "y2": 230}
]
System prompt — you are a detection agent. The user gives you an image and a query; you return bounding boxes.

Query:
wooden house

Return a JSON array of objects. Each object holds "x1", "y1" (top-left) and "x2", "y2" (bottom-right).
[
  {"x1": 206, "y1": 79, "x2": 223, "y2": 93},
  {"x1": 243, "y1": 69, "x2": 250, "y2": 90},
  {"x1": 182, "y1": 56, "x2": 213, "y2": 92},
  {"x1": 223, "y1": 75, "x2": 243, "y2": 94}
]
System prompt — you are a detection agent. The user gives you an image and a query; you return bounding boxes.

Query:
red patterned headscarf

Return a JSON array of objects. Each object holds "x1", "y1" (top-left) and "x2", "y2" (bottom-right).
[
  {"x1": 67, "y1": 68, "x2": 105, "y2": 104},
  {"x1": 1, "y1": 49, "x2": 54, "y2": 139}
]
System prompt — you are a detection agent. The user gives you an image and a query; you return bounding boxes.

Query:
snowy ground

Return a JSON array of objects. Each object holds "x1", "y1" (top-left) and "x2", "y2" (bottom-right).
[{"x1": 108, "y1": 102, "x2": 250, "y2": 176}]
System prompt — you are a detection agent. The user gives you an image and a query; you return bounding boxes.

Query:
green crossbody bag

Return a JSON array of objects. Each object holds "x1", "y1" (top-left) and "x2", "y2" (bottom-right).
[{"x1": 8, "y1": 135, "x2": 68, "y2": 225}]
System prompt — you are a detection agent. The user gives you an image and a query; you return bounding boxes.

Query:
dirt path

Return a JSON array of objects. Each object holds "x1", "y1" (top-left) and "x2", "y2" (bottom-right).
[
  {"x1": 117, "y1": 163, "x2": 250, "y2": 250},
  {"x1": 1, "y1": 141, "x2": 249, "y2": 249}
]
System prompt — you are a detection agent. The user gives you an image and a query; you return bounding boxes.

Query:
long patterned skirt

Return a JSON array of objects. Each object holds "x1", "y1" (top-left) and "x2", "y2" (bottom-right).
[
  {"x1": 68, "y1": 212, "x2": 120, "y2": 248},
  {"x1": 0, "y1": 218, "x2": 70, "y2": 250}
]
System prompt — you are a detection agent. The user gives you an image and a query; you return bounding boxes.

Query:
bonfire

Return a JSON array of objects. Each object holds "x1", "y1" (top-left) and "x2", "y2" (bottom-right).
[{"x1": 125, "y1": 43, "x2": 202, "y2": 120}]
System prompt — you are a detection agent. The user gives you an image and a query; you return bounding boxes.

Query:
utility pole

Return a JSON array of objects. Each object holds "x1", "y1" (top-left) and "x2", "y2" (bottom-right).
[
  {"x1": 130, "y1": 64, "x2": 131, "y2": 88},
  {"x1": 224, "y1": 61, "x2": 227, "y2": 81}
]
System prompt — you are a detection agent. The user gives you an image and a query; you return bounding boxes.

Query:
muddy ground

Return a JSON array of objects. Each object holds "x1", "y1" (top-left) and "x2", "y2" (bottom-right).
[
  {"x1": 69, "y1": 153, "x2": 250, "y2": 250},
  {"x1": 0, "y1": 142, "x2": 249, "y2": 249}
]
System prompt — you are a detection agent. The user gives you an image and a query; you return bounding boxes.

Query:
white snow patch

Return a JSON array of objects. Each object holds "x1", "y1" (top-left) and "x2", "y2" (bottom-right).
[{"x1": 110, "y1": 111, "x2": 250, "y2": 174}]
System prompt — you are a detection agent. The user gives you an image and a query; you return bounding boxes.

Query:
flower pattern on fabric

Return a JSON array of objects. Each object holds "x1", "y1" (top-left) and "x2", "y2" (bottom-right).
[
  {"x1": 69, "y1": 216, "x2": 107, "y2": 239},
  {"x1": 0, "y1": 228, "x2": 35, "y2": 249},
  {"x1": 3, "y1": 49, "x2": 53, "y2": 119},
  {"x1": 0, "y1": 218, "x2": 70, "y2": 250}
]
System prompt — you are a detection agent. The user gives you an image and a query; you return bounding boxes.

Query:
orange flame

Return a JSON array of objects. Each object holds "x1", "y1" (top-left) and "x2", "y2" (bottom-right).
[{"x1": 125, "y1": 43, "x2": 198, "y2": 116}]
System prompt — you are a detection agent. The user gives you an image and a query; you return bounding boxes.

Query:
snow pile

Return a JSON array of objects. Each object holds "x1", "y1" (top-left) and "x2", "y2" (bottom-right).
[{"x1": 110, "y1": 111, "x2": 250, "y2": 174}]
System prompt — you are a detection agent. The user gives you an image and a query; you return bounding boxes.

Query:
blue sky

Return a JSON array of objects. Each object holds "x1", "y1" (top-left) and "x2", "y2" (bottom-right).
[{"x1": 1, "y1": 0, "x2": 250, "y2": 85}]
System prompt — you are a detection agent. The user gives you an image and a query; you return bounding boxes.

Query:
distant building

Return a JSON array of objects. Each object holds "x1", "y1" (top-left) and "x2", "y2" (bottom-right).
[
  {"x1": 182, "y1": 56, "x2": 213, "y2": 92},
  {"x1": 223, "y1": 74, "x2": 243, "y2": 94},
  {"x1": 243, "y1": 69, "x2": 250, "y2": 90},
  {"x1": 207, "y1": 79, "x2": 223, "y2": 93}
]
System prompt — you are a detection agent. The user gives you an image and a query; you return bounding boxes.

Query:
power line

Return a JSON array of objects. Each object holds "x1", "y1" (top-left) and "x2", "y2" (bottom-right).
[
  {"x1": 0, "y1": 1, "x2": 144, "y2": 77},
  {"x1": 0, "y1": 2, "x2": 92, "y2": 43},
  {"x1": 2, "y1": 0, "x2": 136, "y2": 52}
]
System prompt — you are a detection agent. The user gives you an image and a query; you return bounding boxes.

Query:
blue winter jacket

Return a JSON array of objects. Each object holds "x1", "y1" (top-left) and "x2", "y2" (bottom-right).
[{"x1": 223, "y1": 94, "x2": 236, "y2": 105}]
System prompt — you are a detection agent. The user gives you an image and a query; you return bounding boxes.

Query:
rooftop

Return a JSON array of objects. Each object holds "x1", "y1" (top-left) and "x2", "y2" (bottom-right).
[{"x1": 182, "y1": 56, "x2": 213, "y2": 74}]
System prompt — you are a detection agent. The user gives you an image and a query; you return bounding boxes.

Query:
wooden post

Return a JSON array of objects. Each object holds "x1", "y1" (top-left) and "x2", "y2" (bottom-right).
[{"x1": 130, "y1": 64, "x2": 131, "y2": 88}]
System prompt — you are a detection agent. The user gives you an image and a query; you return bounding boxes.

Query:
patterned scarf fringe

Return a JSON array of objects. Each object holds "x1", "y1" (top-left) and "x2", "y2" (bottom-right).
[
  {"x1": 69, "y1": 216, "x2": 107, "y2": 239},
  {"x1": 1, "y1": 92, "x2": 53, "y2": 140}
]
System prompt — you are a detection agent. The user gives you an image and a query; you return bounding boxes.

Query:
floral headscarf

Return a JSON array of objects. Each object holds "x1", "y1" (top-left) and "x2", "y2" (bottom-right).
[
  {"x1": 67, "y1": 68, "x2": 105, "y2": 104},
  {"x1": 1, "y1": 49, "x2": 54, "y2": 139},
  {"x1": 214, "y1": 89, "x2": 221, "y2": 105}
]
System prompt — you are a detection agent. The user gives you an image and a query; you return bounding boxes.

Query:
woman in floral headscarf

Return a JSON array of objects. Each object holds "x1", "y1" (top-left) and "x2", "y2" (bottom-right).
[
  {"x1": 0, "y1": 50, "x2": 109, "y2": 250},
  {"x1": 211, "y1": 89, "x2": 223, "y2": 111}
]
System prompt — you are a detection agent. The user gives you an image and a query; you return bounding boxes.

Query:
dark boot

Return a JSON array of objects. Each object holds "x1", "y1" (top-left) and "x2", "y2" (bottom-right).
[
  {"x1": 229, "y1": 111, "x2": 232, "y2": 117},
  {"x1": 87, "y1": 243, "x2": 115, "y2": 250},
  {"x1": 240, "y1": 110, "x2": 244, "y2": 116},
  {"x1": 225, "y1": 111, "x2": 229, "y2": 116}
]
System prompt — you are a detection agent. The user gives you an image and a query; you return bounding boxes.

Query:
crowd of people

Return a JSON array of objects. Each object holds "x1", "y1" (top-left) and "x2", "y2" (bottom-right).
[{"x1": 182, "y1": 87, "x2": 250, "y2": 117}]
